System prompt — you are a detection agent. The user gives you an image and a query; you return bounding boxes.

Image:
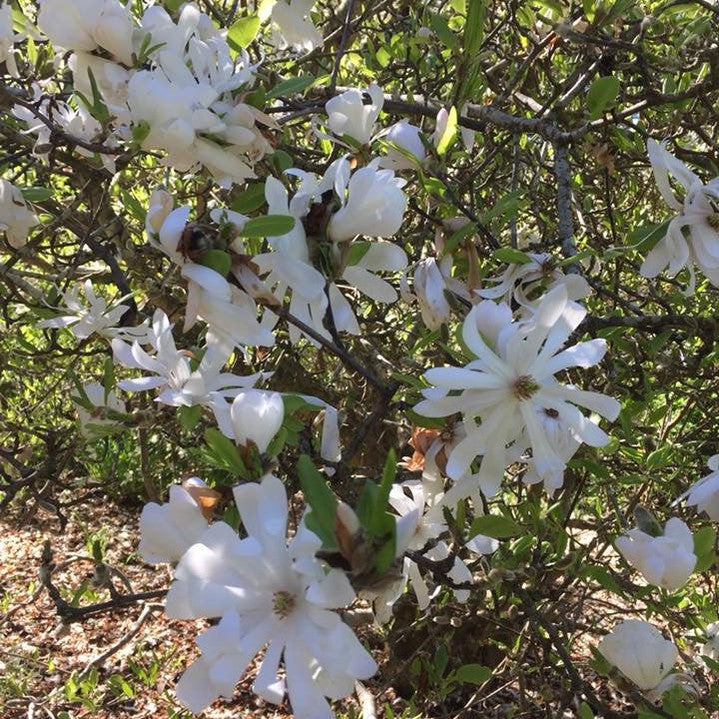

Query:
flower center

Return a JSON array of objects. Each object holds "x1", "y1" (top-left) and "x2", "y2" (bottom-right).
[
  {"x1": 513, "y1": 374, "x2": 539, "y2": 400},
  {"x1": 707, "y1": 213, "x2": 719, "y2": 231},
  {"x1": 272, "y1": 590, "x2": 296, "y2": 619}
]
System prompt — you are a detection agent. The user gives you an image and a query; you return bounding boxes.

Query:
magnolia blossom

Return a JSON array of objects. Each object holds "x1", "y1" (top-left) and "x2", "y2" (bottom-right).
[
  {"x1": 677, "y1": 454, "x2": 719, "y2": 520},
  {"x1": 221, "y1": 179, "x2": 330, "y2": 345},
  {"x1": 164, "y1": 474, "x2": 377, "y2": 719},
  {"x1": 269, "y1": 0, "x2": 322, "y2": 52},
  {"x1": 230, "y1": 390, "x2": 285, "y2": 453},
  {"x1": 112, "y1": 311, "x2": 261, "y2": 427},
  {"x1": 0, "y1": 180, "x2": 38, "y2": 249},
  {"x1": 477, "y1": 252, "x2": 590, "y2": 314},
  {"x1": 615, "y1": 517, "x2": 696, "y2": 591},
  {"x1": 641, "y1": 139, "x2": 719, "y2": 294},
  {"x1": 39, "y1": 279, "x2": 133, "y2": 339},
  {"x1": 327, "y1": 159, "x2": 407, "y2": 243},
  {"x1": 390, "y1": 480, "x2": 474, "y2": 609},
  {"x1": 414, "y1": 287, "x2": 620, "y2": 500},
  {"x1": 0, "y1": 1, "x2": 20, "y2": 76},
  {"x1": 325, "y1": 84, "x2": 384, "y2": 146},
  {"x1": 71, "y1": 381, "x2": 126, "y2": 439},
  {"x1": 702, "y1": 622, "x2": 719, "y2": 660},
  {"x1": 598, "y1": 620, "x2": 679, "y2": 693},
  {"x1": 37, "y1": 0, "x2": 134, "y2": 66},
  {"x1": 380, "y1": 120, "x2": 426, "y2": 171},
  {"x1": 139, "y1": 481, "x2": 211, "y2": 564},
  {"x1": 404, "y1": 257, "x2": 453, "y2": 330},
  {"x1": 14, "y1": 92, "x2": 118, "y2": 171}
]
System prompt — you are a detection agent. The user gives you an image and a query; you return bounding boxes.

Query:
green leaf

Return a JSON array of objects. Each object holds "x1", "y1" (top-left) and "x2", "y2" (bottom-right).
[
  {"x1": 197, "y1": 250, "x2": 231, "y2": 277},
  {"x1": 177, "y1": 404, "x2": 202, "y2": 430},
  {"x1": 626, "y1": 221, "x2": 669, "y2": 252},
  {"x1": 586, "y1": 75, "x2": 620, "y2": 120},
  {"x1": 231, "y1": 183, "x2": 267, "y2": 214},
  {"x1": 435, "y1": 106, "x2": 458, "y2": 156},
  {"x1": 347, "y1": 241, "x2": 372, "y2": 266},
  {"x1": 469, "y1": 514, "x2": 521, "y2": 539},
  {"x1": 204, "y1": 428, "x2": 247, "y2": 475},
  {"x1": 268, "y1": 150, "x2": 294, "y2": 172},
  {"x1": 239, "y1": 215, "x2": 296, "y2": 238},
  {"x1": 492, "y1": 247, "x2": 533, "y2": 264},
  {"x1": 694, "y1": 526, "x2": 717, "y2": 572},
  {"x1": 131, "y1": 120, "x2": 151, "y2": 145},
  {"x1": 266, "y1": 75, "x2": 316, "y2": 99},
  {"x1": 450, "y1": 663, "x2": 492, "y2": 685},
  {"x1": 297, "y1": 455, "x2": 337, "y2": 548},
  {"x1": 227, "y1": 15, "x2": 261, "y2": 51},
  {"x1": 428, "y1": 12, "x2": 460, "y2": 49},
  {"x1": 20, "y1": 186, "x2": 53, "y2": 202},
  {"x1": 578, "y1": 702, "x2": 594, "y2": 719}
]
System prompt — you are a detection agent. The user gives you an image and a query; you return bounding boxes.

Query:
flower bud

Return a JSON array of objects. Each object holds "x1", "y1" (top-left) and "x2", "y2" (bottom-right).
[{"x1": 230, "y1": 390, "x2": 285, "y2": 453}]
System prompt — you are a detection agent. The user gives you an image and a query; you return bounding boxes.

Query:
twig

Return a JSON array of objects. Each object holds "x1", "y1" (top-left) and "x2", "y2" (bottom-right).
[{"x1": 328, "y1": 0, "x2": 355, "y2": 93}]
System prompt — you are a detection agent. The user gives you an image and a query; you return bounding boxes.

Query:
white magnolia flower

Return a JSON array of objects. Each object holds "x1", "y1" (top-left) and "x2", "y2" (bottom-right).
[
  {"x1": 677, "y1": 454, "x2": 719, "y2": 520},
  {"x1": 39, "y1": 279, "x2": 131, "y2": 339},
  {"x1": 598, "y1": 620, "x2": 679, "y2": 692},
  {"x1": 223, "y1": 179, "x2": 330, "y2": 345},
  {"x1": 389, "y1": 480, "x2": 473, "y2": 609},
  {"x1": 702, "y1": 621, "x2": 719, "y2": 660},
  {"x1": 477, "y1": 252, "x2": 590, "y2": 314},
  {"x1": 414, "y1": 287, "x2": 620, "y2": 499},
  {"x1": 71, "y1": 381, "x2": 126, "y2": 438},
  {"x1": 112, "y1": 311, "x2": 261, "y2": 424},
  {"x1": 380, "y1": 120, "x2": 426, "y2": 171},
  {"x1": 615, "y1": 517, "x2": 696, "y2": 591},
  {"x1": 327, "y1": 159, "x2": 407, "y2": 243},
  {"x1": 641, "y1": 139, "x2": 719, "y2": 295},
  {"x1": 38, "y1": 0, "x2": 134, "y2": 66},
  {"x1": 139, "y1": 481, "x2": 211, "y2": 564},
  {"x1": 230, "y1": 389, "x2": 285, "y2": 453},
  {"x1": 269, "y1": 0, "x2": 322, "y2": 52},
  {"x1": 0, "y1": 1, "x2": 20, "y2": 77},
  {"x1": 325, "y1": 84, "x2": 384, "y2": 146},
  {"x1": 0, "y1": 180, "x2": 38, "y2": 248},
  {"x1": 408, "y1": 257, "x2": 453, "y2": 330},
  {"x1": 165, "y1": 474, "x2": 377, "y2": 719}
]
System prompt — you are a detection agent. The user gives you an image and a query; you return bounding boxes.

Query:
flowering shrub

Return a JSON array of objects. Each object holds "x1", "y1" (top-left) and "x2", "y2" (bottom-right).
[{"x1": 2, "y1": 1, "x2": 719, "y2": 718}]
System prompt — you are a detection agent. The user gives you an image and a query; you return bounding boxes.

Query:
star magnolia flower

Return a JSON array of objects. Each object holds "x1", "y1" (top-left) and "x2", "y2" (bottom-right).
[
  {"x1": 0, "y1": 1, "x2": 20, "y2": 77},
  {"x1": 380, "y1": 120, "x2": 426, "y2": 171},
  {"x1": 702, "y1": 622, "x2": 719, "y2": 660},
  {"x1": 390, "y1": 480, "x2": 474, "y2": 609},
  {"x1": 139, "y1": 480, "x2": 211, "y2": 564},
  {"x1": 71, "y1": 381, "x2": 126, "y2": 439},
  {"x1": 598, "y1": 620, "x2": 678, "y2": 692},
  {"x1": 615, "y1": 517, "x2": 696, "y2": 591},
  {"x1": 677, "y1": 454, "x2": 719, "y2": 520},
  {"x1": 325, "y1": 84, "x2": 384, "y2": 146},
  {"x1": 164, "y1": 474, "x2": 377, "y2": 719},
  {"x1": 269, "y1": 0, "x2": 322, "y2": 52},
  {"x1": 641, "y1": 139, "x2": 719, "y2": 295},
  {"x1": 38, "y1": 279, "x2": 132, "y2": 340},
  {"x1": 37, "y1": 0, "x2": 134, "y2": 65},
  {"x1": 0, "y1": 180, "x2": 38, "y2": 249},
  {"x1": 230, "y1": 389, "x2": 285, "y2": 453},
  {"x1": 477, "y1": 252, "x2": 590, "y2": 315},
  {"x1": 414, "y1": 286, "x2": 620, "y2": 499},
  {"x1": 327, "y1": 158, "x2": 407, "y2": 243}
]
